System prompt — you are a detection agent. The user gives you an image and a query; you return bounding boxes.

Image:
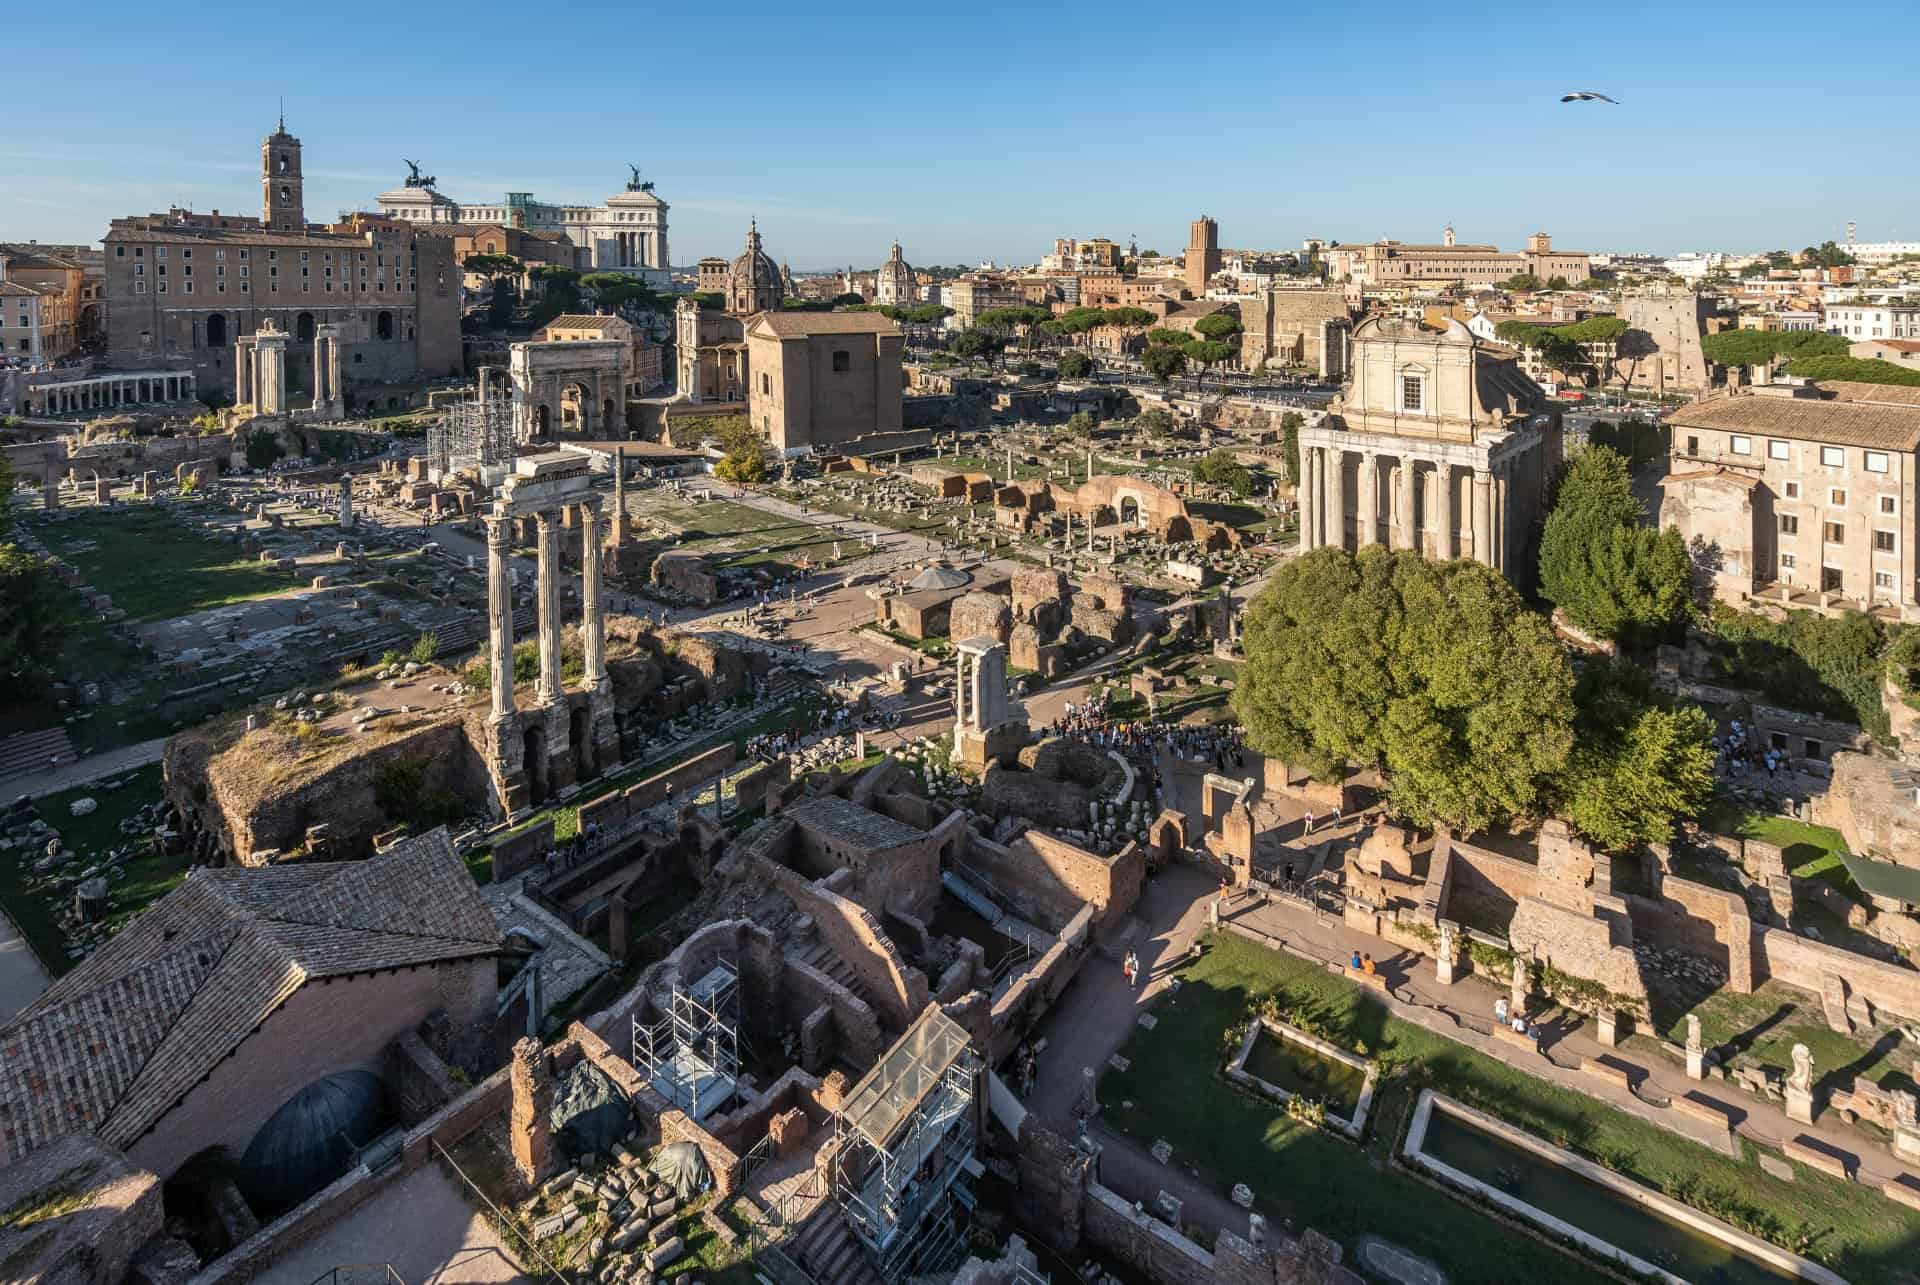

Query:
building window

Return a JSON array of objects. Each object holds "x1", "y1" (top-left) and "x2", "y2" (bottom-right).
[
  {"x1": 1779, "y1": 514, "x2": 1799, "y2": 535},
  {"x1": 1821, "y1": 445, "x2": 1844, "y2": 467},
  {"x1": 1401, "y1": 374, "x2": 1423, "y2": 411},
  {"x1": 1831, "y1": 488, "x2": 1847, "y2": 506},
  {"x1": 1767, "y1": 439, "x2": 1790, "y2": 460},
  {"x1": 1876, "y1": 530, "x2": 1897, "y2": 552},
  {"x1": 1866, "y1": 451, "x2": 1891, "y2": 473},
  {"x1": 1826, "y1": 522, "x2": 1845, "y2": 544},
  {"x1": 1730, "y1": 435, "x2": 1752, "y2": 455}
]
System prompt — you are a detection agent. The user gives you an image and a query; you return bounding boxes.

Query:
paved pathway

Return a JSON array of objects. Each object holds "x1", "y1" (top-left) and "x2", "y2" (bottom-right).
[
  {"x1": 250, "y1": 1163, "x2": 529, "y2": 1285},
  {"x1": 1, "y1": 736, "x2": 168, "y2": 801},
  {"x1": 0, "y1": 907, "x2": 51, "y2": 1023}
]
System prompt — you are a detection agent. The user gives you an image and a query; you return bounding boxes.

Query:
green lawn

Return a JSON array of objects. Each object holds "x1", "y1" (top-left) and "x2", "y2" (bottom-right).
[
  {"x1": 37, "y1": 508, "x2": 295, "y2": 621},
  {"x1": 0, "y1": 765, "x2": 183, "y2": 976},
  {"x1": 1702, "y1": 800, "x2": 1851, "y2": 881},
  {"x1": 1102, "y1": 930, "x2": 1919, "y2": 1284}
]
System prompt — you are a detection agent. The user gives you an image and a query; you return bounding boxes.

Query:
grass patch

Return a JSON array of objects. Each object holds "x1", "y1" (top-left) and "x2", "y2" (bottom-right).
[
  {"x1": 37, "y1": 508, "x2": 294, "y2": 621},
  {"x1": 1702, "y1": 800, "x2": 1851, "y2": 881},
  {"x1": 1103, "y1": 930, "x2": 1919, "y2": 1283}
]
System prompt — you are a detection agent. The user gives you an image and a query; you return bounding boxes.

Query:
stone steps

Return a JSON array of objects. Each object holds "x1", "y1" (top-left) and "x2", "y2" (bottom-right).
[
  {"x1": 790, "y1": 1203, "x2": 882, "y2": 1285},
  {"x1": 0, "y1": 728, "x2": 77, "y2": 783}
]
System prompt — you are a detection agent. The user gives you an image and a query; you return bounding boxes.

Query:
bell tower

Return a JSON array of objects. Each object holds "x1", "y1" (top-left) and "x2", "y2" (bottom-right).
[{"x1": 262, "y1": 116, "x2": 305, "y2": 232}]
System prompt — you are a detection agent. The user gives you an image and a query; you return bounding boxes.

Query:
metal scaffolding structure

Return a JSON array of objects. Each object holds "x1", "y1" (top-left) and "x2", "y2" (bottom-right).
[
  {"x1": 831, "y1": 1007, "x2": 982, "y2": 1281},
  {"x1": 632, "y1": 961, "x2": 740, "y2": 1123},
  {"x1": 428, "y1": 396, "x2": 514, "y2": 482}
]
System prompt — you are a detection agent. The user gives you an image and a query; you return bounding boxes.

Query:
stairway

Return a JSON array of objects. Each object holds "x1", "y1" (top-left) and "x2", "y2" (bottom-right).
[
  {"x1": 0, "y1": 728, "x2": 76, "y2": 784},
  {"x1": 788, "y1": 1203, "x2": 884, "y2": 1285},
  {"x1": 789, "y1": 940, "x2": 879, "y2": 1015}
]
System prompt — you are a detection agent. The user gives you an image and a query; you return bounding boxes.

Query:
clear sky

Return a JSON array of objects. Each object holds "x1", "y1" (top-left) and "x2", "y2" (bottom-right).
[{"x1": 7, "y1": 0, "x2": 1917, "y2": 270}]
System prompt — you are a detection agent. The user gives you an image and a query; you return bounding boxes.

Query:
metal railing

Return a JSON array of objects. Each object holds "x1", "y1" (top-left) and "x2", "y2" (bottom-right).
[{"x1": 305, "y1": 1268, "x2": 404, "y2": 1285}]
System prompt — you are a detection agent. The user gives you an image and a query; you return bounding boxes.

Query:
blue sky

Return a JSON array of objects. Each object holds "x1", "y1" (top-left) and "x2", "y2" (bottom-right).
[{"x1": 7, "y1": 0, "x2": 1917, "y2": 269}]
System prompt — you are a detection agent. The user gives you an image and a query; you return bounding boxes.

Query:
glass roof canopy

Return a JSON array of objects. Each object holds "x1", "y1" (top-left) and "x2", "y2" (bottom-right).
[{"x1": 839, "y1": 1007, "x2": 974, "y2": 1152}]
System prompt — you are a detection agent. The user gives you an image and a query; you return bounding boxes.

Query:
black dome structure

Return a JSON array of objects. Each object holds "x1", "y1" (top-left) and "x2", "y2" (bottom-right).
[{"x1": 237, "y1": 1070, "x2": 388, "y2": 1216}]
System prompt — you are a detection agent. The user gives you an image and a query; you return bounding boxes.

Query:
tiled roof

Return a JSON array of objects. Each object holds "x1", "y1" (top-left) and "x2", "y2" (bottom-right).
[
  {"x1": 0, "y1": 829, "x2": 496, "y2": 1163},
  {"x1": 1668, "y1": 391, "x2": 1920, "y2": 451},
  {"x1": 749, "y1": 311, "x2": 900, "y2": 338}
]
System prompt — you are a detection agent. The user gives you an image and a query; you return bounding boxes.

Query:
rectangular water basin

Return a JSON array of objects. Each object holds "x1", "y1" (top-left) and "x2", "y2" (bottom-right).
[
  {"x1": 1226, "y1": 1017, "x2": 1377, "y2": 1139},
  {"x1": 1402, "y1": 1090, "x2": 1846, "y2": 1285}
]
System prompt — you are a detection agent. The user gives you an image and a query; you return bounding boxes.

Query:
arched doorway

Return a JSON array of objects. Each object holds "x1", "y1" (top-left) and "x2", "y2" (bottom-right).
[
  {"x1": 205, "y1": 313, "x2": 227, "y2": 346},
  {"x1": 523, "y1": 725, "x2": 549, "y2": 806},
  {"x1": 559, "y1": 383, "x2": 590, "y2": 434},
  {"x1": 296, "y1": 312, "x2": 315, "y2": 341}
]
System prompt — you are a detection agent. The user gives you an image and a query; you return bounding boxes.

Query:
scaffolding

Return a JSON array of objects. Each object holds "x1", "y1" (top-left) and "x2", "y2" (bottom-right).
[
  {"x1": 632, "y1": 961, "x2": 740, "y2": 1123},
  {"x1": 831, "y1": 1007, "x2": 982, "y2": 1282},
  {"x1": 428, "y1": 396, "x2": 514, "y2": 483}
]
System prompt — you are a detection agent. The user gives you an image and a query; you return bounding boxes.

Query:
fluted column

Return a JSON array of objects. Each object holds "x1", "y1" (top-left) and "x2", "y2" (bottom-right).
[
  {"x1": 579, "y1": 497, "x2": 606, "y2": 693},
  {"x1": 1472, "y1": 469, "x2": 1494, "y2": 569},
  {"x1": 1327, "y1": 448, "x2": 1347, "y2": 552},
  {"x1": 1298, "y1": 445, "x2": 1316, "y2": 552},
  {"x1": 1358, "y1": 451, "x2": 1379, "y2": 547},
  {"x1": 486, "y1": 515, "x2": 515, "y2": 720},
  {"x1": 535, "y1": 511, "x2": 563, "y2": 706},
  {"x1": 1398, "y1": 455, "x2": 1419, "y2": 551},
  {"x1": 1437, "y1": 463, "x2": 1456, "y2": 559}
]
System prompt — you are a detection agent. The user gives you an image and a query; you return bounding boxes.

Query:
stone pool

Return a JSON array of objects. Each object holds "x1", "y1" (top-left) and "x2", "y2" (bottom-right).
[
  {"x1": 1403, "y1": 1090, "x2": 1847, "y2": 1285},
  {"x1": 1226, "y1": 1017, "x2": 1378, "y2": 1139}
]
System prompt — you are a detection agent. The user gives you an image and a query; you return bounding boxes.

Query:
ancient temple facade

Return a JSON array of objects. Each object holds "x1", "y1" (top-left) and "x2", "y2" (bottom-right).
[{"x1": 1296, "y1": 316, "x2": 1561, "y2": 584}]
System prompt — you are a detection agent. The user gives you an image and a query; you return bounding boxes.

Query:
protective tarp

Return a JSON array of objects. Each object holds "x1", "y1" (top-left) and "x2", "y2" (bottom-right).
[
  {"x1": 549, "y1": 1060, "x2": 633, "y2": 1161},
  {"x1": 237, "y1": 1070, "x2": 388, "y2": 1217},
  {"x1": 648, "y1": 1140, "x2": 712, "y2": 1199}
]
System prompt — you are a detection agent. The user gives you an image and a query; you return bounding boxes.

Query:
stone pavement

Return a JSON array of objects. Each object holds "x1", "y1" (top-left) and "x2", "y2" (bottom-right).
[
  {"x1": 3, "y1": 735, "x2": 168, "y2": 801},
  {"x1": 1220, "y1": 891, "x2": 1920, "y2": 1194},
  {"x1": 249, "y1": 1162, "x2": 529, "y2": 1285}
]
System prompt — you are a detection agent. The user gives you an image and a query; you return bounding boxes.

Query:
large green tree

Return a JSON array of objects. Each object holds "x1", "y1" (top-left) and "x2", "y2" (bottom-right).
[
  {"x1": 0, "y1": 544, "x2": 68, "y2": 694},
  {"x1": 1142, "y1": 344, "x2": 1187, "y2": 383},
  {"x1": 1233, "y1": 546, "x2": 1575, "y2": 833},
  {"x1": 1539, "y1": 446, "x2": 1692, "y2": 645},
  {"x1": 1553, "y1": 662, "x2": 1715, "y2": 851},
  {"x1": 1278, "y1": 411, "x2": 1304, "y2": 487}
]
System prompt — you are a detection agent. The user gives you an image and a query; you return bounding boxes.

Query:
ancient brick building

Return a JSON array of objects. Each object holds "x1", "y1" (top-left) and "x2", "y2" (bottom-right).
[{"x1": 102, "y1": 120, "x2": 462, "y2": 409}]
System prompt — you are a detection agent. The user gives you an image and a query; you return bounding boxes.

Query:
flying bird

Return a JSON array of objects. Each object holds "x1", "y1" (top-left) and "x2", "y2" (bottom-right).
[{"x1": 1560, "y1": 91, "x2": 1618, "y2": 104}]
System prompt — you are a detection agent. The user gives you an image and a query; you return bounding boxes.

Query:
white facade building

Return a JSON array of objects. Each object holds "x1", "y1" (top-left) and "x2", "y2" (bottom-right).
[{"x1": 375, "y1": 170, "x2": 669, "y2": 286}]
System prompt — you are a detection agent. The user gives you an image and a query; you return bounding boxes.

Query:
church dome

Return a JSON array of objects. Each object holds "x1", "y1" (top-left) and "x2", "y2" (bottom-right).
[{"x1": 726, "y1": 221, "x2": 781, "y2": 314}]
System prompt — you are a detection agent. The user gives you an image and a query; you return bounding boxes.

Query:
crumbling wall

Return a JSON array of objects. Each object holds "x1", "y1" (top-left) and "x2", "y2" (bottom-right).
[{"x1": 760, "y1": 861, "x2": 930, "y2": 1032}]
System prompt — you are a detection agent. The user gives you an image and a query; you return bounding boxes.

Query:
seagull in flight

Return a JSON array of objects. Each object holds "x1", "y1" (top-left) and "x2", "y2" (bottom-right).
[{"x1": 1560, "y1": 91, "x2": 1618, "y2": 103}]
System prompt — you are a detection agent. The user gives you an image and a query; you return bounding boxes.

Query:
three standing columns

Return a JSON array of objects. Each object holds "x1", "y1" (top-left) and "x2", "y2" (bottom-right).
[
  {"x1": 579, "y1": 496, "x2": 607, "y2": 695},
  {"x1": 486, "y1": 516, "x2": 515, "y2": 722},
  {"x1": 535, "y1": 513, "x2": 563, "y2": 706}
]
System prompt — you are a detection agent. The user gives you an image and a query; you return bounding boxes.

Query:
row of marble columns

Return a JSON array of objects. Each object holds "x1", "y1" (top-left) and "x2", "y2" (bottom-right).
[
  {"x1": 312, "y1": 326, "x2": 344, "y2": 418},
  {"x1": 235, "y1": 328, "x2": 290, "y2": 416},
  {"x1": 32, "y1": 373, "x2": 196, "y2": 414},
  {"x1": 1298, "y1": 444, "x2": 1508, "y2": 573},
  {"x1": 486, "y1": 496, "x2": 608, "y2": 725}
]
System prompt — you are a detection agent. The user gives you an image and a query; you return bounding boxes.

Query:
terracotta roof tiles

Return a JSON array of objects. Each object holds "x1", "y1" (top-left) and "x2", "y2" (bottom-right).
[{"x1": 0, "y1": 828, "x2": 497, "y2": 1163}]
